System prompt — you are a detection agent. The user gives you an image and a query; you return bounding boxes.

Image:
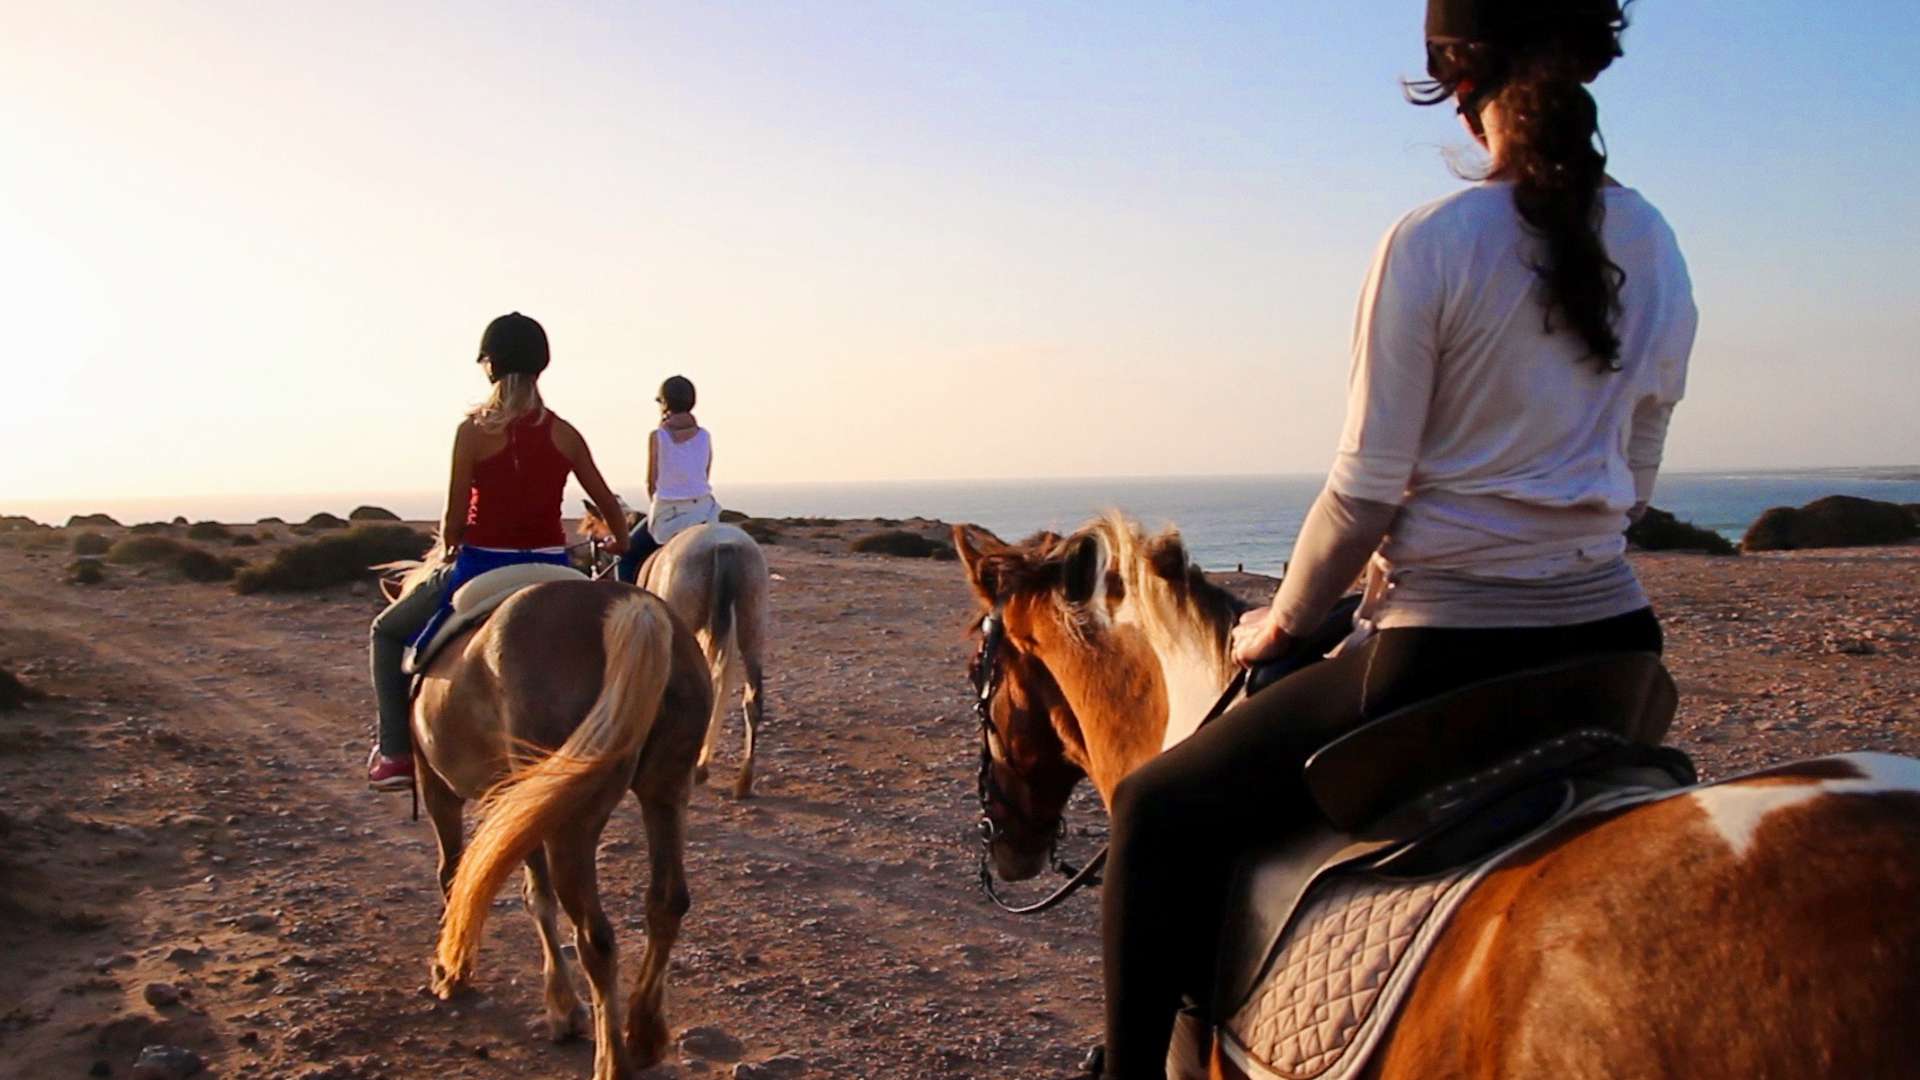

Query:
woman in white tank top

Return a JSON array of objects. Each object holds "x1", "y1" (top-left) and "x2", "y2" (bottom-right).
[{"x1": 615, "y1": 374, "x2": 720, "y2": 582}]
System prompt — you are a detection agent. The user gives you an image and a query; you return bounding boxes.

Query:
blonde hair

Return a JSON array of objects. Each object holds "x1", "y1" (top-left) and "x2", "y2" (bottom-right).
[{"x1": 466, "y1": 372, "x2": 545, "y2": 435}]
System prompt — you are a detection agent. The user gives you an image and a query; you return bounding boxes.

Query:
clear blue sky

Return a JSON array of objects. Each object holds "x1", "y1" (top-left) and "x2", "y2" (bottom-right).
[{"x1": 5, "y1": 1, "x2": 1917, "y2": 504}]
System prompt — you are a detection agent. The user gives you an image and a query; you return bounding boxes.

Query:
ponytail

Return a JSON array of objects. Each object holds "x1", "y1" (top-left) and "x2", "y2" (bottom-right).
[{"x1": 1502, "y1": 58, "x2": 1624, "y2": 368}]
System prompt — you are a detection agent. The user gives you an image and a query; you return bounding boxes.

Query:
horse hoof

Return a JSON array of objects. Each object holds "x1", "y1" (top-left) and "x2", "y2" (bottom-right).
[
  {"x1": 625, "y1": 1016, "x2": 670, "y2": 1068},
  {"x1": 546, "y1": 1004, "x2": 587, "y2": 1043},
  {"x1": 429, "y1": 960, "x2": 468, "y2": 1001},
  {"x1": 732, "y1": 772, "x2": 754, "y2": 799}
]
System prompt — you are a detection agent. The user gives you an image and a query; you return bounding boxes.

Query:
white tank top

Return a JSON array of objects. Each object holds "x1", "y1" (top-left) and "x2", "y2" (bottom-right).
[{"x1": 654, "y1": 427, "x2": 712, "y2": 501}]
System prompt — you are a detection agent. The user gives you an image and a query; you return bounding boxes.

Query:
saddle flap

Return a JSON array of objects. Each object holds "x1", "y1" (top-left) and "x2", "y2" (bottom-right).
[
  {"x1": 1304, "y1": 653, "x2": 1676, "y2": 832},
  {"x1": 403, "y1": 563, "x2": 585, "y2": 676}
]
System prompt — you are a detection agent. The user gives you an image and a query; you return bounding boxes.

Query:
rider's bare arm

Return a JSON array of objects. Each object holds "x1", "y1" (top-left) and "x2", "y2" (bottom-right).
[
  {"x1": 440, "y1": 421, "x2": 476, "y2": 555},
  {"x1": 646, "y1": 432, "x2": 658, "y2": 499},
  {"x1": 554, "y1": 420, "x2": 631, "y2": 552}
]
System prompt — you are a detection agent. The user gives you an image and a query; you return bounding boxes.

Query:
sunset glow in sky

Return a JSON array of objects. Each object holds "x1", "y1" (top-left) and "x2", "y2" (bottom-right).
[{"x1": 7, "y1": 2, "x2": 1918, "y2": 507}]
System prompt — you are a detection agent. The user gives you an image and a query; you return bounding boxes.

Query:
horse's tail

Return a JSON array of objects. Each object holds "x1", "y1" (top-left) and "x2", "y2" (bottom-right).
[
  {"x1": 433, "y1": 592, "x2": 672, "y2": 990},
  {"x1": 710, "y1": 542, "x2": 740, "y2": 648}
]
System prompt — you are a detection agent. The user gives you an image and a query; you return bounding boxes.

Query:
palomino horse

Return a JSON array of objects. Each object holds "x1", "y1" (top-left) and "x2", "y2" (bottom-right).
[
  {"x1": 580, "y1": 505, "x2": 771, "y2": 798},
  {"x1": 954, "y1": 515, "x2": 1920, "y2": 1078},
  {"x1": 392, "y1": 553, "x2": 714, "y2": 1080}
]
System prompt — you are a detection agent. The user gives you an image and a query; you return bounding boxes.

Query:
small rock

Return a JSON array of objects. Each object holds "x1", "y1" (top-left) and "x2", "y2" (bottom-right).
[
  {"x1": 235, "y1": 912, "x2": 277, "y2": 933},
  {"x1": 130, "y1": 1044, "x2": 203, "y2": 1080},
  {"x1": 735, "y1": 1056, "x2": 806, "y2": 1079},
  {"x1": 141, "y1": 983, "x2": 180, "y2": 1008},
  {"x1": 679, "y1": 1026, "x2": 744, "y2": 1062}
]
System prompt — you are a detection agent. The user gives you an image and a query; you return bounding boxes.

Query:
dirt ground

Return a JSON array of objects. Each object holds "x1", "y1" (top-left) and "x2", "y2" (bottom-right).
[{"x1": 1, "y1": 523, "x2": 1916, "y2": 1079}]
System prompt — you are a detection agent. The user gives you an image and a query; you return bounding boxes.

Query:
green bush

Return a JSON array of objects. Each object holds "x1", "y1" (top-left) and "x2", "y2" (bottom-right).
[
  {"x1": 302, "y1": 512, "x2": 349, "y2": 530},
  {"x1": 233, "y1": 524, "x2": 432, "y2": 594},
  {"x1": 348, "y1": 505, "x2": 401, "y2": 522},
  {"x1": 67, "y1": 559, "x2": 106, "y2": 586},
  {"x1": 71, "y1": 532, "x2": 111, "y2": 556},
  {"x1": 186, "y1": 521, "x2": 231, "y2": 542},
  {"x1": 850, "y1": 530, "x2": 956, "y2": 560}
]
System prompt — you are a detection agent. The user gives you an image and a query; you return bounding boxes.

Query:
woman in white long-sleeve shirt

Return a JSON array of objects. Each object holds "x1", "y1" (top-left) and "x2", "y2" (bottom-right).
[{"x1": 1091, "y1": 2, "x2": 1697, "y2": 1076}]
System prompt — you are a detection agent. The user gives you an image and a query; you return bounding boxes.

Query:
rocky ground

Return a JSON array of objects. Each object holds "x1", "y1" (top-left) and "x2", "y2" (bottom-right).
[{"x1": 0, "y1": 523, "x2": 1916, "y2": 1079}]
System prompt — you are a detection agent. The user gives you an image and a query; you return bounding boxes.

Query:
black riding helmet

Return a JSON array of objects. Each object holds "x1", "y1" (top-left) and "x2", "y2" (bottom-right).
[
  {"x1": 476, "y1": 312, "x2": 549, "y2": 382},
  {"x1": 658, "y1": 375, "x2": 696, "y2": 413}
]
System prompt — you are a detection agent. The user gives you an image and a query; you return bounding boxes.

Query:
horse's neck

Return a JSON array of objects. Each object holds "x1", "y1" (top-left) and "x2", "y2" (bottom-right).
[{"x1": 1152, "y1": 633, "x2": 1236, "y2": 750}]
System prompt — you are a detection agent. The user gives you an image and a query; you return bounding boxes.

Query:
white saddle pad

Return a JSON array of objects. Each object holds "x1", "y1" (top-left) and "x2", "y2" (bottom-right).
[{"x1": 402, "y1": 563, "x2": 584, "y2": 676}]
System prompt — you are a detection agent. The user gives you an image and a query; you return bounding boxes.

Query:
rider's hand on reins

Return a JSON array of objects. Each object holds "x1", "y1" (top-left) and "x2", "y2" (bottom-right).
[
  {"x1": 1230, "y1": 607, "x2": 1293, "y2": 668},
  {"x1": 603, "y1": 534, "x2": 630, "y2": 556}
]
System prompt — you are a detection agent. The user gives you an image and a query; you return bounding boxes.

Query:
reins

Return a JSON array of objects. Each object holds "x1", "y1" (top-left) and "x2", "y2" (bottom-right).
[{"x1": 969, "y1": 608, "x2": 1250, "y2": 915}]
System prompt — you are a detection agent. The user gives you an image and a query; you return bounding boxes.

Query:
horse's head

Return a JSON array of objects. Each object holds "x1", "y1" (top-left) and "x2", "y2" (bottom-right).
[
  {"x1": 955, "y1": 516, "x2": 1240, "y2": 854},
  {"x1": 578, "y1": 499, "x2": 643, "y2": 543}
]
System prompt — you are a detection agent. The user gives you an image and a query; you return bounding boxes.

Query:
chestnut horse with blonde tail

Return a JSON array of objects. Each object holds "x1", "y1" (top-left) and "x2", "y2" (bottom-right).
[
  {"x1": 581, "y1": 506, "x2": 771, "y2": 797},
  {"x1": 955, "y1": 515, "x2": 1920, "y2": 1078},
  {"x1": 391, "y1": 550, "x2": 714, "y2": 1080}
]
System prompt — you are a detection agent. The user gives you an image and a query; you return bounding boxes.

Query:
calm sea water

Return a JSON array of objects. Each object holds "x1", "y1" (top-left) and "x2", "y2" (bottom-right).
[{"x1": 17, "y1": 468, "x2": 1919, "y2": 577}]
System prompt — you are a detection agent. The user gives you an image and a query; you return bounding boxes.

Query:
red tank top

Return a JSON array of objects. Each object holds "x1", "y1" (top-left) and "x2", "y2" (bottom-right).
[{"x1": 463, "y1": 410, "x2": 571, "y2": 549}]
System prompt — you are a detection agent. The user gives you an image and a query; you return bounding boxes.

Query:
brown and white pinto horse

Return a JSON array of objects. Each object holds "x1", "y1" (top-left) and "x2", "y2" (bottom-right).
[
  {"x1": 954, "y1": 515, "x2": 1920, "y2": 1078},
  {"x1": 392, "y1": 552, "x2": 714, "y2": 1080}
]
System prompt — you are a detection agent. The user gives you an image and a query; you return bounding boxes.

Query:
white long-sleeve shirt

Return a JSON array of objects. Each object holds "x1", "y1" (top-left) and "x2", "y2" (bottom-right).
[{"x1": 1300, "y1": 182, "x2": 1697, "y2": 629}]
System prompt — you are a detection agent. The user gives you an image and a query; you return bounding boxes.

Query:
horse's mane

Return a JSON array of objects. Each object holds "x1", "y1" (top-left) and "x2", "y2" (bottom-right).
[{"x1": 1080, "y1": 512, "x2": 1243, "y2": 656}]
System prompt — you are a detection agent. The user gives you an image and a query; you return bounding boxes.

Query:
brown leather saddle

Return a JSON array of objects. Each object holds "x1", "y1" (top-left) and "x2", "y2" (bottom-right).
[{"x1": 1212, "y1": 652, "x2": 1695, "y2": 1018}]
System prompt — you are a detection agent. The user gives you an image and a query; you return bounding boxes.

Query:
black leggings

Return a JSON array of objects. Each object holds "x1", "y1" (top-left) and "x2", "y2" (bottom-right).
[{"x1": 1099, "y1": 608, "x2": 1662, "y2": 1078}]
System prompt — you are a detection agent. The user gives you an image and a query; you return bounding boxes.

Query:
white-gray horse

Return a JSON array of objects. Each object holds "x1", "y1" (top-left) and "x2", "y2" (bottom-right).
[{"x1": 582, "y1": 507, "x2": 771, "y2": 797}]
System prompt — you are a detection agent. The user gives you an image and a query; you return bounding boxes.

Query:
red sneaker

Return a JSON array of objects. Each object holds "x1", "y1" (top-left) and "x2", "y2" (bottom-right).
[{"x1": 367, "y1": 746, "x2": 415, "y2": 792}]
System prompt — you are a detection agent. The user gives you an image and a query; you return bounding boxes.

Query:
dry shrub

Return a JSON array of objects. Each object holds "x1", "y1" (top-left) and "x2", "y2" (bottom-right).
[
  {"x1": 106, "y1": 535, "x2": 196, "y2": 565},
  {"x1": 130, "y1": 522, "x2": 176, "y2": 535},
  {"x1": 170, "y1": 515, "x2": 189, "y2": 526},
  {"x1": 65, "y1": 513, "x2": 121, "y2": 529},
  {"x1": 1626, "y1": 508, "x2": 1736, "y2": 556},
  {"x1": 233, "y1": 524, "x2": 431, "y2": 594},
  {"x1": 302, "y1": 512, "x2": 349, "y2": 530},
  {"x1": 740, "y1": 519, "x2": 783, "y2": 544},
  {"x1": 67, "y1": 560, "x2": 106, "y2": 586},
  {"x1": 177, "y1": 548, "x2": 237, "y2": 582},
  {"x1": 348, "y1": 505, "x2": 401, "y2": 522},
  {"x1": 230, "y1": 534, "x2": 260, "y2": 547},
  {"x1": 186, "y1": 521, "x2": 231, "y2": 542},
  {"x1": 71, "y1": 532, "x2": 111, "y2": 556},
  {"x1": 257, "y1": 516, "x2": 286, "y2": 526},
  {"x1": 718, "y1": 509, "x2": 750, "y2": 524},
  {"x1": 0, "y1": 515, "x2": 45, "y2": 533},
  {"x1": 850, "y1": 530, "x2": 956, "y2": 560}
]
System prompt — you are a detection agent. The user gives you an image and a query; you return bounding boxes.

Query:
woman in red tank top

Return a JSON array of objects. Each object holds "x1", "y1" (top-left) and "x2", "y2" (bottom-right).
[{"x1": 366, "y1": 313, "x2": 633, "y2": 792}]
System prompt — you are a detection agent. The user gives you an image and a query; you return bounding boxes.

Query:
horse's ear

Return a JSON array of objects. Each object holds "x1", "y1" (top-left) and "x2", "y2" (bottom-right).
[
  {"x1": 1062, "y1": 532, "x2": 1108, "y2": 606},
  {"x1": 954, "y1": 524, "x2": 1010, "y2": 604},
  {"x1": 580, "y1": 499, "x2": 597, "y2": 516}
]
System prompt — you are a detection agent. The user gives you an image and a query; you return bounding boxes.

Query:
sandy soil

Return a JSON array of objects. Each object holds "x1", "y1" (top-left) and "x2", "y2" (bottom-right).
[{"x1": 1, "y1": 521, "x2": 1916, "y2": 1079}]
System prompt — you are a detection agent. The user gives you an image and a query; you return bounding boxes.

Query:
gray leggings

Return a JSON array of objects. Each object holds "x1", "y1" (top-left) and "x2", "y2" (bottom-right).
[{"x1": 368, "y1": 564, "x2": 452, "y2": 756}]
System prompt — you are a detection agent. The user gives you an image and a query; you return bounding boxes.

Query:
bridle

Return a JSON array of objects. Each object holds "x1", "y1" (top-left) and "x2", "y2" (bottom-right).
[
  {"x1": 969, "y1": 608, "x2": 1109, "y2": 915},
  {"x1": 968, "y1": 605, "x2": 1251, "y2": 916}
]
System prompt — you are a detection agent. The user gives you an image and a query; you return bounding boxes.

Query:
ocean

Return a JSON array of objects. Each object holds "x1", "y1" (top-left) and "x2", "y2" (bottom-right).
[{"x1": 15, "y1": 468, "x2": 1920, "y2": 577}]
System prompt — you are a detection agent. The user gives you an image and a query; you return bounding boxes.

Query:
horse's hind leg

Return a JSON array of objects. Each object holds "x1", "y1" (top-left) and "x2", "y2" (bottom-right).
[
  {"x1": 549, "y1": 820, "x2": 634, "y2": 1080},
  {"x1": 625, "y1": 793, "x2": 691, "y2": 1068},
  {"x1": 524, "y1": 848, "x2": 585, "y2": 1042},
  {"x1": 416, "y1": 758, "x2": 464, "y2": 899},
  {"x1": 734, "y1": 657, "x2": 763, "y2": 799}
]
